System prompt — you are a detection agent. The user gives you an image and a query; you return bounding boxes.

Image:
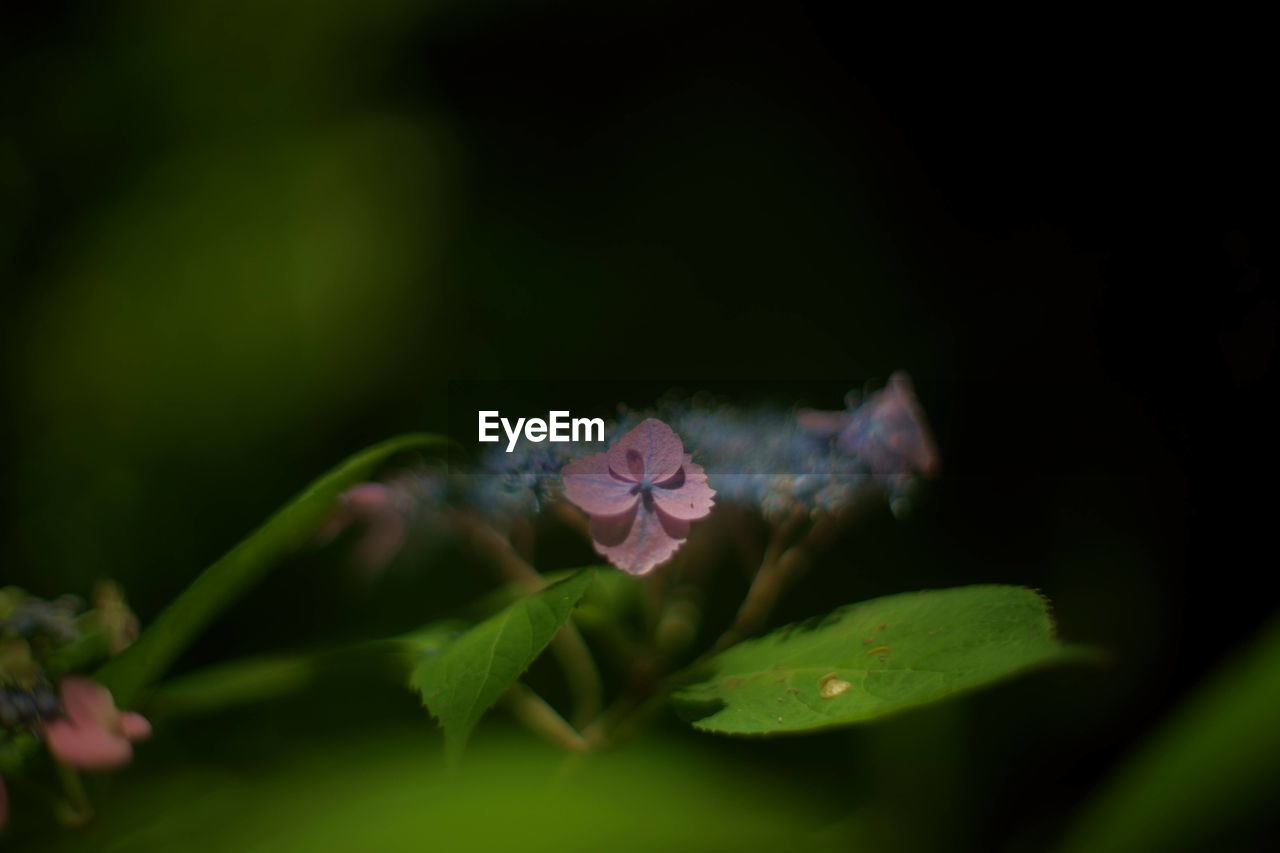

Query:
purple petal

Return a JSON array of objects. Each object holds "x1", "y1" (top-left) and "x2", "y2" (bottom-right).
[
  {"x1": 839, "y1": 371, "x2": 939, "y2": 476},
  {"x1": 587, "y1": 504, "x2": 638, "y2": 547},
  {"x1": 343, "y1": 482, "x2": 397, "y2": 511},
  {"x1": 590, "y1": 502, "x2": 690, "y2": 576},
  {"x1": 58, "y1": 677, "x2": 117, "y2": 729},
  {"x1": 607, "y1": 419, "x2": 684, "y2": 483},
  {"x1": 119, "y1": 712, "x2": 152, "y2": 742},
  {"x1": 312, "y1": 483, "x2": 396, "y2": 546},
  {"x1": 562, "y1": 452, "x2": 640, "y2": 516},
  {"x1": 651, "y1": 457, "x2": 716, "y2": 520}
]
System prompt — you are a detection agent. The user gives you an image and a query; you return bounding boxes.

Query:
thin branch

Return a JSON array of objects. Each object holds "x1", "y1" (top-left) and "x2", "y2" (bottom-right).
[
  {"x1": 550, "y1": 621, "x2": 604, "y2": 728},
  {"x1": 457, "y1": 510, "x2": 605, "y2": 729},
  {"x1": 503, "y1": 683, "x2": 588, "y2": 753},
  {"x1": 713, "y1": 505, "x2": 811, "y2": 651},
  {"x1": 53, "y1": 761, "x2": 93, "y2": 828}
]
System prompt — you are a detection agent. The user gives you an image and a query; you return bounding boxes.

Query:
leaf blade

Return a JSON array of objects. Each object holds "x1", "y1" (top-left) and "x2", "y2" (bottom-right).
[
  {"x1": 411, "y1": 570, "x2": 593, "y2": 760},
  {"x1": 97, "y1": 433, "x2": 448, "y2": 706},
  {"x1": 674, "y1": 584, "x2": 1090, "y2": 735}
]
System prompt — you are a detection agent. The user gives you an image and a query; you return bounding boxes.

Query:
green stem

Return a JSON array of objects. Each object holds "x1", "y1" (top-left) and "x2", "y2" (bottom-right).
[
  {"x1": 592, "y1": 509, "x2": 830, "y2": 746},
  {"x1": 550, "y1": 625, "x2": 604, "y2": 729},
  {"x1": 582, "y1": 664, "x2": 690, "y2": 751},
  {"x1": 54, "y1": 761, "x2": 93, "y2": 828},
  {"x1": 714, "y1": 506, "x2": 811, "y2": 651},
  {"x1": 503, "y1": 683, "x2": 588, "y2": 753},
  {"x1": 459, "y1": 512, "x2": 605, "y2": 730}
]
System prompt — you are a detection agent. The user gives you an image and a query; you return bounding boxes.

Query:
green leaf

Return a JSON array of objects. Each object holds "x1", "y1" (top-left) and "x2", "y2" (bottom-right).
[
  {"x1": 1059, "y1": 614, "x2": 1280, "y2": 853},
  {"x1": 148, "y1": 654, "x2": 320, "y2": 718},
  {"x1": 97, "y1": 433, "x2": 448, "y2": 706},
  {"x1": 147, "y1": 623, "x2": 464, "y2": 719},
  {"x1": 411, "y1": 571, "x2": 594, "y2": 761},
  {"x1": 673, "y1": 584, "x2": 1090, "y2": 735}
]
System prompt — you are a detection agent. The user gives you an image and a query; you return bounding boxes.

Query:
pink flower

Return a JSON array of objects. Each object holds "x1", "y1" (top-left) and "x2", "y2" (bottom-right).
[
  {"x1": 842, "y1": 372, "x2": 939, "y2": 477},
  {"x1": 313, "y1": 482, "x2": 411, "y2": 575},
  {"x1": 561, "y1": 418, "x2": 715, "y2": 575},
  {"x1": 43, "y1": 677, "x2": 151, "y2": 771}
]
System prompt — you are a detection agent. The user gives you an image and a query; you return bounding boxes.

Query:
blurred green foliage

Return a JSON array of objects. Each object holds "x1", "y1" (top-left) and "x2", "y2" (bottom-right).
[
  {"x1": 1061, "y1": 616, "x2": 1280, "y2": 853},
  {"x1": 25, "y1": 729, "x2": 852, "y2": 852},
  {"x1": 2, "y1": 0, "x2": 456, "y2": 604}
]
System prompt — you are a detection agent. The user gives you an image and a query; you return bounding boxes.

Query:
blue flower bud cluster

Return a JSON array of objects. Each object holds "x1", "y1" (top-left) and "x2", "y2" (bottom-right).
[
  {"x1": 660, "y1": 402, "x2": 923, "y2": 521},
  {"x1": 1, "y1": 590, "x2": 83, "y2": 730},
  {"x1": 0, "y1": 684, "x2": 61, "y2": 728},
  {"x1": 462, "y1": 443, "x2": 580, "y2": 518},
  {"x1": 0, "y1": 593, "x2": 82, "y2": 645}
]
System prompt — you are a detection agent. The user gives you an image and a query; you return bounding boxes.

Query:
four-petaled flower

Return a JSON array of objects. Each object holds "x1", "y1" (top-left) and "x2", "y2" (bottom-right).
[
  {"x1": 561, "y1": 418, "x2": 715, "y2": 575},
  {"x1": 43, "y1": 677, "x2": 151, "y2": 771}
]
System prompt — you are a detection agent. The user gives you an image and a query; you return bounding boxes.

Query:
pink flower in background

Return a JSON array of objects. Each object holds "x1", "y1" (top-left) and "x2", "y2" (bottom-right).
[
  {"x1": 561, "y1": 418, "x2": 715, "y2": 575},
  {"x1": 43, "y1": 677, "x2": 151, "y2": 771},
  {"x1": 844, "y1": 371, "x2": 939, "y2": 476},
  {"x1": 798, "y1": 371, "x2": 940, "y2": 477},
  {"x1": 313, "y1": 482, "x2": 411, "y2": 575}
]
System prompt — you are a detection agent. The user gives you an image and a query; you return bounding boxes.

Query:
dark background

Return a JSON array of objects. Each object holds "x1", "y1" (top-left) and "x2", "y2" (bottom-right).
[{"x1": 2, "y1": 3, "x2": 1275, "y2": 850}]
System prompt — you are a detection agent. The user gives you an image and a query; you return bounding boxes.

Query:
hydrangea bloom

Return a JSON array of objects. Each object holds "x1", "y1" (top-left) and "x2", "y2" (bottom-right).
[
  {"x1": 412, "y1": 373, "x2": 937, "y2": 525},
  {"x1": 798, "y1": 371, "x2": 939, "y2": 478},
  {"x1": 43, "y1": 677, "x2": 151, "y2": 770},
  {"x1": 312, "y1": 474, "x2": 449, "y2": 575},
  {"x1": 467, "y1": 443, "x2": 578, "y2": 518},
  {"x1": 561, "y1": 418, "x2": 715, "y2": 575},
  {"x1": 314, "y1": 481, "x2": 413, "y2": 575}
]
